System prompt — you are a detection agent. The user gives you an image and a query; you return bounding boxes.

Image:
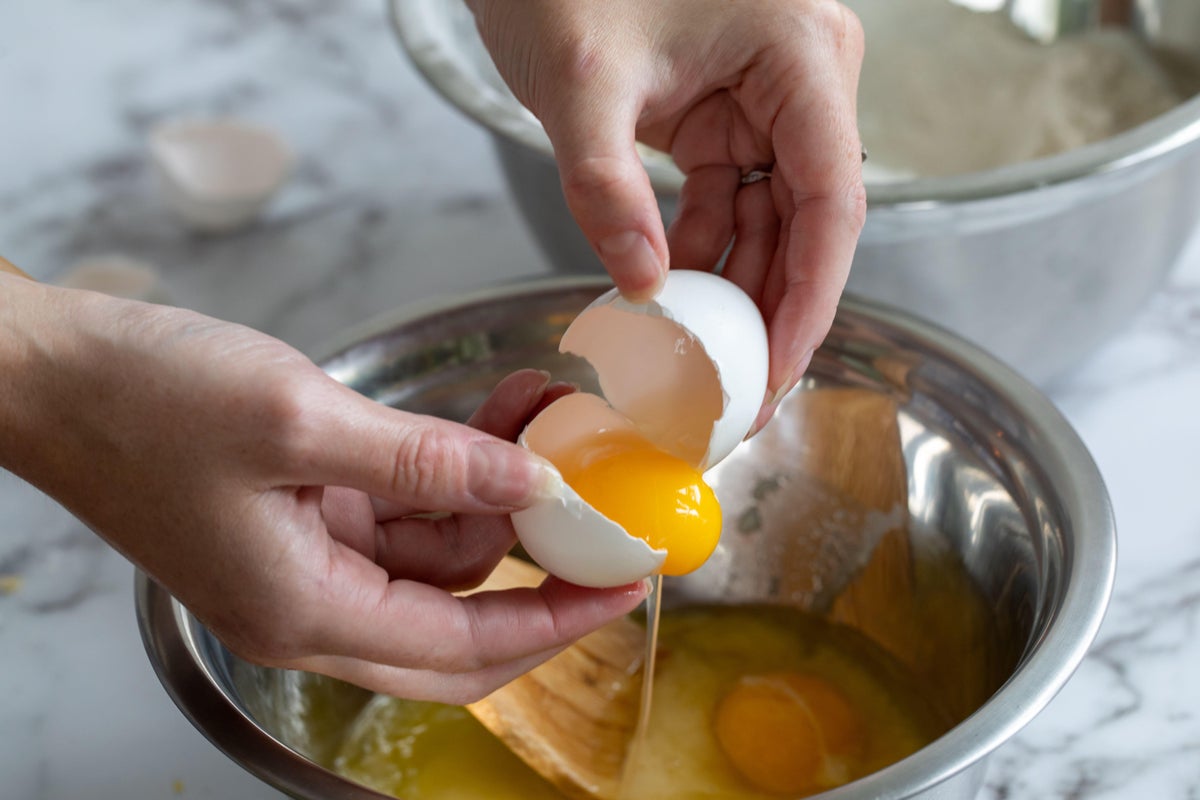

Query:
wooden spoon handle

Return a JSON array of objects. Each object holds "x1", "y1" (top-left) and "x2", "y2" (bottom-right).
[
  {"x1": 465, "y1": 556, "x2": 646, "y2": 800},
  {"x1": 470, "y1": 554, "x2": 549, "y2": 592}
]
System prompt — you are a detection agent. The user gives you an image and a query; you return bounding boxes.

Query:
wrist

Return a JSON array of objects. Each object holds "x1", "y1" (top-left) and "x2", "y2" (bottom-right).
[
  {"x1": 0, "y1": 278, "x2": 108, "y2": 483},
  {"x1": 0, "y1": 275, "x2": 54, "y2": 472}
]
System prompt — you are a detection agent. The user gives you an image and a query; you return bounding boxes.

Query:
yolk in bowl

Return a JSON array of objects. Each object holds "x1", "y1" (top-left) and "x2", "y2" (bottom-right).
[
  {"x1": 713, "y1": 672, "x2": 866, "y2": 794},
  {"x1": 556, "y1": 436, "x2": 721, "y2": 575}
]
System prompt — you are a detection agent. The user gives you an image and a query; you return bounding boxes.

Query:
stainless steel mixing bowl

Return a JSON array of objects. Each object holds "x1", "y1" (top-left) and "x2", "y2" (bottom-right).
[
  {"x1": 137, "y1": 277, "x2": 1115, "y2": 800},
  {"x1": 391, "y1": 0, "x2": 1200, "y2": 384}
]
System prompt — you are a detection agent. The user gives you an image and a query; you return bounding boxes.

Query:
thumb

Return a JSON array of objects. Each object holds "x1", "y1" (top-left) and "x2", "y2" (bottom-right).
[
  {"x1": 539, "y1": 80, "x2": 668, "y2": 302},
  {"x1": 303, "y1": 387, "x2": 554, "y2": 515}
]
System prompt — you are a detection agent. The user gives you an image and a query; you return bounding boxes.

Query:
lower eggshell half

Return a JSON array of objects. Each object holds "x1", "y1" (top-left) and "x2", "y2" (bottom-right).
[
  {"x1": 510, "y1": 393, "x2": 668, "y2": 588},
  {"x1": 511, "y1": 492, "x2": 667, "y2": 588}
]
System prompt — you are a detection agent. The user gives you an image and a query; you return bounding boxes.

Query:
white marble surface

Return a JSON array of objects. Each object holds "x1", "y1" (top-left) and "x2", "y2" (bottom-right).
[{"x1": 2, "y1": 2, "x2": 1198, "y2": 799}]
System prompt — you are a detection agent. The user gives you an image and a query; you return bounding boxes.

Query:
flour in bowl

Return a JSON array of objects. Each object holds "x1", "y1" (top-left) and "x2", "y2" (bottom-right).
[{"x1": 849, "y1": 0, "x2": 1200, "y2": 179}]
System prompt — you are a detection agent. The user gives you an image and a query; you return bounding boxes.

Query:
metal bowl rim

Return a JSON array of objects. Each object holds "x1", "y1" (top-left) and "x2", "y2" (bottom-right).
[
  {"x1": 390, "y1": 0, "x2": 1200, "y2": 209},
  {"x1": 137, "y1": 275, "x2": 1116, "y2": 800}
]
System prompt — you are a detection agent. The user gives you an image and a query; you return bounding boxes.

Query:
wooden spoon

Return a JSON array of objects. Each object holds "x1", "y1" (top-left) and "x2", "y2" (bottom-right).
[
  {"x1": 464, "y1": 556, "x2": 645, "y2": 800},
  {"x1": 0, "y1": 255, "x2": 34, "y2": 280}
]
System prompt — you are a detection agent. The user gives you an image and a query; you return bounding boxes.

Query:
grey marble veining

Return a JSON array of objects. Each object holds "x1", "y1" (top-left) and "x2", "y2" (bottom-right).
[
  {"x1": 0, "y1": 0, "x2": 552, "y2": 354},
  {"x1": 2, "y1": 1, "x2": 1200, "y2": 799}
]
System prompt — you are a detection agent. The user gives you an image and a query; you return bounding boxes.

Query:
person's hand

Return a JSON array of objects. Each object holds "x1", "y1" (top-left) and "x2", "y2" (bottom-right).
[
  {"x1": 0, "y1": 277, "x2": 648, "y2": 703},
  {"x1": 470, "y1": 0, "x2": 866, "y2": 428}
]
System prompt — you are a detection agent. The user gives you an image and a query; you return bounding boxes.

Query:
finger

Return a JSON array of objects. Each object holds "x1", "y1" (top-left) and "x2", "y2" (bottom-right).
[
  {"x1": 363, "y1": 375, "x2": 580, "y2": 587},
  {"x1": 312, "y1": 558, "x2": 647, "y2": 674},
  {"x1": 372, "y1": 513, "x2": 517, "y2": 590},
  {"x1": 539, "y1": 75, "x2": 667, "y2": 302},
  {"x1": 666, "y1": 165, "x2": 740, "y2": 272},
  {"x1": 367, "y1": 370, "x2": 564, "y2": 521},
  {"x1": 668, "y1": 91, "x2": 773, "y2": 175},
  {"x1": 292, "y1": 643, "x2": 571, "y2": 705},
  {"x1": 531, "y1": 380, "x2": 577, "y2": 418},
  {"x1": 762, "y1": 44, "x2": 866, "y2": 397},
  {"x1": 760, "y1": 174, "x2": 797, "y2": 325},
  {"x1": 321, "y1": 485, "x2": 377, "y2": 557},
  {"x1": 304, "y1": 386, "x2": 554, "y2": 515},
  {"x1": 465, "y1": 368, "x2": 552, "y2": 441},
  {"x1": 766, "y1": 183, "x2": 864, "y2": 398},
  {"x1": 721, "y1": 178, "x2": 780, "y2": 305}
]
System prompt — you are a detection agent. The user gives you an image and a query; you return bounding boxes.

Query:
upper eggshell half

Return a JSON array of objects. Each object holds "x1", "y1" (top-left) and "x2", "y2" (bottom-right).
[{"x1": 560, "y1": 271, "x2": 769, "y2": 471}]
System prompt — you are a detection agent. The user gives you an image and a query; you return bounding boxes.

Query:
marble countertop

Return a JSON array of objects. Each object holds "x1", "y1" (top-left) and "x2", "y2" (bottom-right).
[{"x1": 2, "y1": 2, "x2": 1198, "y2": 798}]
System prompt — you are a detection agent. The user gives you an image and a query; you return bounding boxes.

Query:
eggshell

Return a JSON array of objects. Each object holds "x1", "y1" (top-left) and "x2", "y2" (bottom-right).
[
  {"x1": 56, "y1": 255, "x2": 169, "y2": 304},
  {"x1": 560, "y1": 270, "x2": 769, "y2": 470},
  {"x1": 149, "y1": 118, "x2": 291, "y2": 233},
  {"x1": 511, "y1": 393, "x2": 667, "y2": 588}
]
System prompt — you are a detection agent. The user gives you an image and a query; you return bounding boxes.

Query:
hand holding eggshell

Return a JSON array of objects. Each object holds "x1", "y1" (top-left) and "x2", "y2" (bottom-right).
[
  {"x1": 0, "y1": 280, "x2": 649, "y2": 704},
  {"x1": 511, "y1": 271, "x2": 769, "y2": 588},
  {"x1": 471, "y1": 0, "x2": 865, "y2": 409}
]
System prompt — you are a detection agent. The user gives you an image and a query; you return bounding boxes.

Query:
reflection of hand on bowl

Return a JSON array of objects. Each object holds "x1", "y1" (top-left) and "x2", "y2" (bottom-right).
[
  {"x1": 137, "y1": 278, "x2": 1116, "y2": 800},
  {"x1": 391, "y1": 0, "x2": 1200, "y2": 384}
]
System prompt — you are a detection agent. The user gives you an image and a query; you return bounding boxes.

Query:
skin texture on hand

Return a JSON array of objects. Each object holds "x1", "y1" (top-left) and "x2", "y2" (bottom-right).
[
  {"x1": 0, "y1": 276, "x2": 647, "y2": 703},
  {"x1": 469, "y1": 0, "x2": 867, "y2": 427}
]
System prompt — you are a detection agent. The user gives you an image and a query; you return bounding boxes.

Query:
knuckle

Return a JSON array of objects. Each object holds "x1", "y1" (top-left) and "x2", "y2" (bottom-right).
[
  {"x1": 559, "y1": 31, "x2": 609, "y2": 86},
  {"x1": 390, "y1": 423, "x2": 464, "y2": 500},
  {"x1": 807, "y1": 0, "x2": 857, "y2": 38},
  {"x1": 436, "y1": 675, "x2": 497, "y2": 707},
  {"x1": 843, "y1": 178, "x2": 868, "y2": 232},
  {"x1": 841, "y1": 6, "x2": 866, "y2": 59},
  {"x1": 213, "y1": 612, "x2": 305, "y2": 667},
  {"x1": 425, "y1": 627, "x2": 485, "y2": 674},
  {"x1": 560, "y1": 155, "x2": 640, "y2": 208},
  {"x1": 772, "y1": 1, "x2": 864, "y2": 61},
  {"x1": 253, "y1": 375, "x2": 322, "y2": 468},
  {"x1": 407, "y1": 603, "x2": 486, "y2": 674},
  {"x1": 826, "y1": 2, "x2": 865, "y2": 58}
]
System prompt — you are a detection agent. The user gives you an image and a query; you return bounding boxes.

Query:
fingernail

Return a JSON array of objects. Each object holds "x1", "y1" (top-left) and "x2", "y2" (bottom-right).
[
  {"x1": 530, "y1": 454, "x2": 566, "y2": 501},
  {"x1": 770, "y1": 348, "x2": 815, "y2": 406},
  {"x1": 597, "y1": 231, "x2": 664, "y2": 301},
  {"x1": 748, "y1": 349, "x2": 815, "y2": 439},
  {"x1": 612, "y1": 578, "x2": 654, "y2": 602},
  {"x1": 747, "y1": 394, "x2": 779, "y2": 439},
  {"x1": 468, "y1": 441, "x2": 561, "y2": 508},
  {"x1": 530, "y1": 369, "x2": 552, "y2": 394}
]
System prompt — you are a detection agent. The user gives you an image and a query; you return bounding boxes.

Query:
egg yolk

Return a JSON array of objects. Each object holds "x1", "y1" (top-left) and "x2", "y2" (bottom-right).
[
  {"x1": 713, "y1": 672, "x2": 866, "y2": 795},
  {"x1": 557, "y1": 437, "x2": 721, "y2": 575}
]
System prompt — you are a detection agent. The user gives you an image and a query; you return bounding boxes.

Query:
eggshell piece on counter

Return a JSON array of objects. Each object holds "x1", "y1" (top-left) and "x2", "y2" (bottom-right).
[
  {"x1": 55, "y1": 255, "x2": 169, "y2": 304},
  {"x1": 149, "y1": 118, "x2": 291, "y2": 233}
]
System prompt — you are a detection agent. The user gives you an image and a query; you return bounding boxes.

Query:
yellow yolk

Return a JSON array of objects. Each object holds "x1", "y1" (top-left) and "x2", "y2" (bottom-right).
[
  {"x1": 557, "y1": 437, "x2": 721, "y2": 576},
  {"x1": 713, "y1": 672, "x2": 867, "y2": 795}
]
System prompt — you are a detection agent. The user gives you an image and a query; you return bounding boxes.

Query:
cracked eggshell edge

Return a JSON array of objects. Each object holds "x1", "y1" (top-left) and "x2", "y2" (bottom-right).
[
  {"x1": 511, "y1": 442, "x2": 667, "y2": 589},
  {"x1": 570, "y1": 271, "x2": 769, "y2": 470}
]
